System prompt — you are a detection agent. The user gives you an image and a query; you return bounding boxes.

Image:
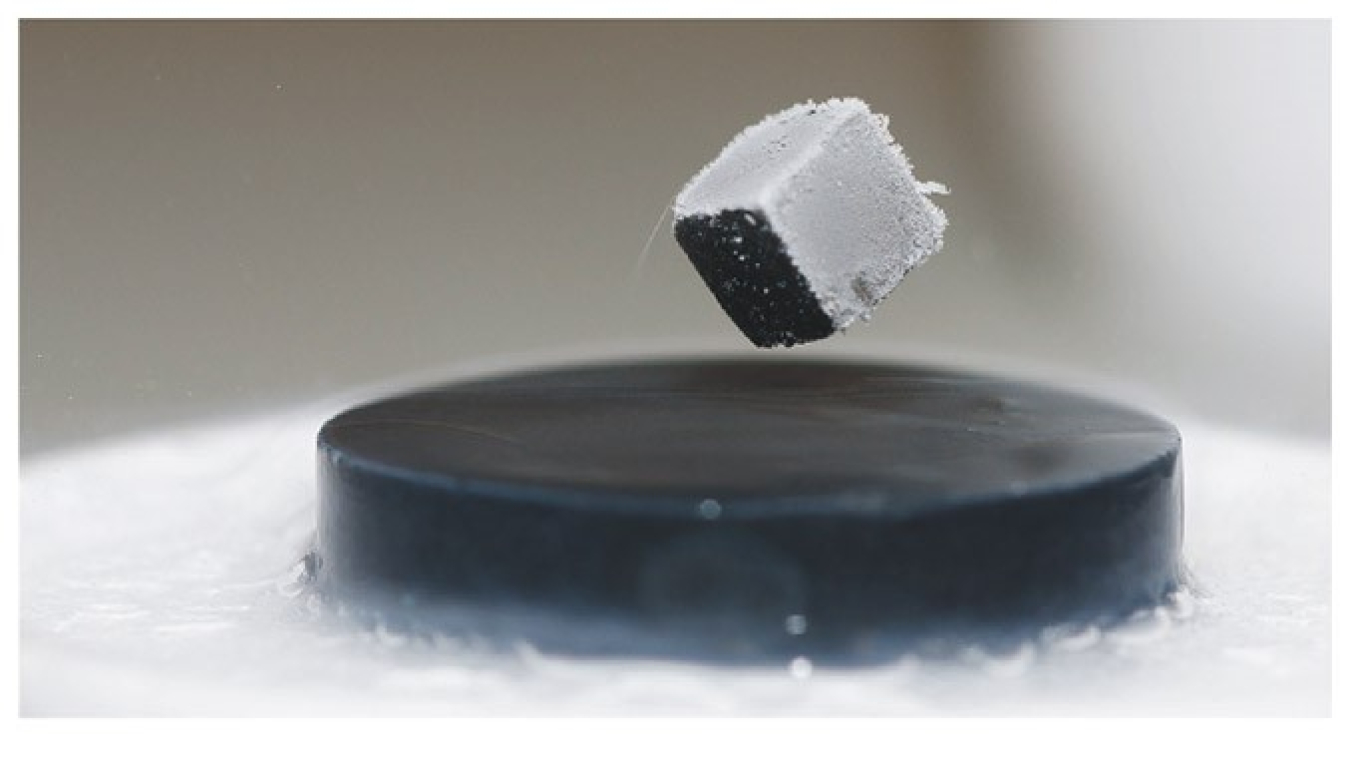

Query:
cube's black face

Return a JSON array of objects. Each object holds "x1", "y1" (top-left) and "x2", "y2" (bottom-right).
[{"x1": 674, "y1": 209, "x2": 835, "y2": 348}]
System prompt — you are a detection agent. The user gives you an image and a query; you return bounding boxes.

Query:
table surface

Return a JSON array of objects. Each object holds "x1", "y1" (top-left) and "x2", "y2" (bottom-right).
[{"x1": 20, "y1": 391, "x2": 1328, "y2": 715}]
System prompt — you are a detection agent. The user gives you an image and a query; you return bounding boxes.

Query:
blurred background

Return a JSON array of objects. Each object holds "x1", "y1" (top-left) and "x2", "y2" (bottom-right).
[{"x1": 20, "y1": 20, "x2": 1329, "y2": 456}]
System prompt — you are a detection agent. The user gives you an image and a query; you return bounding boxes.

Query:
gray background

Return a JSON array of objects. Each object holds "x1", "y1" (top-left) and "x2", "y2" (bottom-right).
[{"x1": 21, "y1": 20, "x2": 1329, "y2": 455}]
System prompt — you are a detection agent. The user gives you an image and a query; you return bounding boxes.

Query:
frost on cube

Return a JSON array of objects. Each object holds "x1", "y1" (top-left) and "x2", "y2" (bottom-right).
[{"x1": 673, "y1": 98, "x2": 947, "y2": 348}]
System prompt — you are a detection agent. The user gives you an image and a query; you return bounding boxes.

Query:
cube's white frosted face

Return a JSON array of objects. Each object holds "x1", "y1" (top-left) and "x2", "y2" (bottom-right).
[
  {"x1": 674, "y1": 98, "x2": 947, "y2": 332},
  {"x1": 674, "y1": 100, "x2": 850, "y2": 219}
]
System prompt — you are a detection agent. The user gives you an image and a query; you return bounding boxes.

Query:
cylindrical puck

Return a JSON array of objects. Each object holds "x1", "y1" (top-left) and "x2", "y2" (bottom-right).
[{"x1": 316, "y1": 359, "x2": 1183, "y2": 654}]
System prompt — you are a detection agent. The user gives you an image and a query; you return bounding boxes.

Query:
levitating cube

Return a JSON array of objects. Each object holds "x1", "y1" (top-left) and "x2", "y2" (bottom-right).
[{"x1": 673, "y1": 98, "x2": 947, "y2": 348}]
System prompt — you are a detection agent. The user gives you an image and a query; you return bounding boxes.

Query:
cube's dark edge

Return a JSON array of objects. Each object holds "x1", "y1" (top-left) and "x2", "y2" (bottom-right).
[
  {"x1": 674, "y1": 210, "x2": 836, "y2": 348},
  {"x1": 314, "y1": 358, "x2": 1184, "y2": 657}
]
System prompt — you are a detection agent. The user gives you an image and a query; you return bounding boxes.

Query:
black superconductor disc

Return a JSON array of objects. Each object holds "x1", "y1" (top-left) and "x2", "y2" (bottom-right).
[{"x1": 316, "y1": 359, "x2": 1183, "y2": 654}]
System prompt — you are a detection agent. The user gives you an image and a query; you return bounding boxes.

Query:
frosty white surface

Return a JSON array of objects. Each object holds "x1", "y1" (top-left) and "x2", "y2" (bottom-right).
[
  {"x1": 674, "y1": 98, "x2": 948, "y2": 329},
  {"x1": 20, "y1": 370, "x2": 1328, "y2": 715}
]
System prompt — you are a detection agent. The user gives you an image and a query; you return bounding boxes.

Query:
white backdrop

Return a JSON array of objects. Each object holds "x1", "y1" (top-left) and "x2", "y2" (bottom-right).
[{"x1": 21, "y1": 21, "x2": 1329, "y2": 453}]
